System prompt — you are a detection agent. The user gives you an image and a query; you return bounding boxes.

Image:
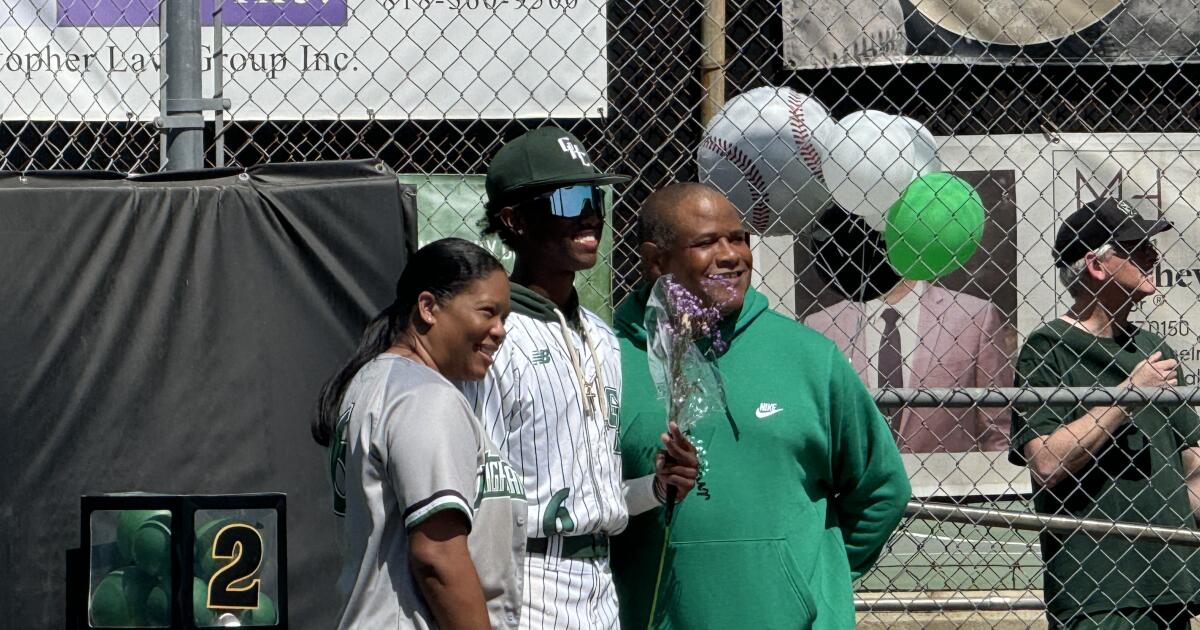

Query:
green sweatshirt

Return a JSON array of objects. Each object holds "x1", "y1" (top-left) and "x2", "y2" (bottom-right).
[{"x1": 611, "y1": 285, "x2": 910, "y2": 630}]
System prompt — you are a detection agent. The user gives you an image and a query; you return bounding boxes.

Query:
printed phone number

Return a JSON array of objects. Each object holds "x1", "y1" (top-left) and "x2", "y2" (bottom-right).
[
  {"x1": 386, "y1": 0, "x2": 579, "y2": 10},
  {"x1": 1131, "y1": 319, "x2": 1193, "y2": 338}
]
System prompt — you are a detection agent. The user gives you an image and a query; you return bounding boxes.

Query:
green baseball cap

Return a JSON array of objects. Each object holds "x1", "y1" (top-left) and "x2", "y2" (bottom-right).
[{"x1": 485, "y1": 127, "x2": 629, "y2": 209}]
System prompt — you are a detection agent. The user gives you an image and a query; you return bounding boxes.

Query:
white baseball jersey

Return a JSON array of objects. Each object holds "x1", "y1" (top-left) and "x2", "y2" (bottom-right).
[{"x1": 461, "y1": 289, "x2": 628, "y2": 539}]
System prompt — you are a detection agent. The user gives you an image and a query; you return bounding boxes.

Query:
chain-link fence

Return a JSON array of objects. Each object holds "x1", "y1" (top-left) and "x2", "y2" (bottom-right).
[{"x1": 9, "y1": 0, "x2": 1200, "y2": 626}]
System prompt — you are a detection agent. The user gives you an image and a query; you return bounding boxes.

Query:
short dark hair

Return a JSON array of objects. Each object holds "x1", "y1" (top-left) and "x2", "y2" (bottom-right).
[
  {"x1": 479, "y1": 201, "x2": 514, "y2": 247},
  {"x1": 638, "y1": 182, "x2": 723, "y2": 247},
  {"x1": 480, "y1": 193, "x2": 543, "y2": 248}
]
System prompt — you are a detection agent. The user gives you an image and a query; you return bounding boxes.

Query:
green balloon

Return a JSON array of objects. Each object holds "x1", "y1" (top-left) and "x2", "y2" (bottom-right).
[
  {"x1": 240, "y1": 592, "x2": 278, "y2": 626},
  {"x1": 116, "y1": 510, "x2": 170, "y2": 564},
  {"x1": 193, "y1": 577, "x2": 217, "y2": 627},
  {"x1": 89, "y1": 567, "x2": 159, "y2": 626},
  {"x1": 90, "y1": 570, "x2": 136, "y2": 626},
  {"x1": 884, "y1": 172, "x2": 985, "y2": 281},
  {"x1": 132, "y1": 520, "x2": 172, "y2": 578},
  {"x1": 144, "y1": 584, "x2": 170, "y2": 626}
]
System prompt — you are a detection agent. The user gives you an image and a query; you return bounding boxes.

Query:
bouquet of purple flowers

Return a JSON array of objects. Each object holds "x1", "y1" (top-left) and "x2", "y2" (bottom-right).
[
  {"x1": 643, "y1": 274, "x2": 728, "y2": 520},
  {"x1": 643, "y1": 274, "x2": 730, "y2": 627}
]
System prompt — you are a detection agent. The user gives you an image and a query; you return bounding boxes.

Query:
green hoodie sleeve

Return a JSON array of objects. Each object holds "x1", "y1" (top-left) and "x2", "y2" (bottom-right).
[{"x1": 827, "y1": 346, "x2": 911, "y2": 579}]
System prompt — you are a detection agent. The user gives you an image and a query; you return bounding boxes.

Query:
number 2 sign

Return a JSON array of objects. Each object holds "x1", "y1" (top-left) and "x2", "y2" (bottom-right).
[
  {"x1": 206, "y1": 524, "x2": 265, "y2": 610},
  {"x1": 78, "y1": 493, "x2": 287, "y2": 630}
]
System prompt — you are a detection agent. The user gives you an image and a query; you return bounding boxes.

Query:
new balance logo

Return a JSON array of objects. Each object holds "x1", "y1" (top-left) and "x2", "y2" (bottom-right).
[
  {"x1": 558, "y1": 137, "x2": 592, "y2": 166},
  {"x1": 530, "y1": 349, "x2": 552, "y2": 365},
  {"x1": 755, "y1": 402, "x2": 783, "y2": 419},
  {"x1": 1117, "y1": 199, "x2": 1139, "y2": 217}
]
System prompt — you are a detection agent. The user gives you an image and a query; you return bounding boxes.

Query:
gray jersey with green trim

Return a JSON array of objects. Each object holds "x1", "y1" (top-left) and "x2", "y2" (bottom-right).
[{"x1": 333, "y1": 354, "x2": 527, "y2": 630}]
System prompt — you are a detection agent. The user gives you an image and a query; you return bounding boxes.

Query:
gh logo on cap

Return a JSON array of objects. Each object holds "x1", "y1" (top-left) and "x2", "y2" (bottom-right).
[{"x1": 558, "y1": 137, "x2": 592, "y2": 166}]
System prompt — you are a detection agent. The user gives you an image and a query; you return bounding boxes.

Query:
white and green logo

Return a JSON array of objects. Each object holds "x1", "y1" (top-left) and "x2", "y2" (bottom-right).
[
  {"x1": 558, "y1": 137, "x2": 592, "y2": 166},
  {"x1": 530, "y1": 349, "x2": 552, "y2": 365}
]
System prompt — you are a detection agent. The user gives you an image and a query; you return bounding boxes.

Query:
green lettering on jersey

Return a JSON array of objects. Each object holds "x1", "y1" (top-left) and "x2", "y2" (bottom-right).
[
  {"x1": 329, "y1": 403, "x2": 354, "y2": 517},
  {"x1": 604, "y1": 386, "x2": 620, "y2": 429},
  {"x1": 474, "y1": 453, "x2": 526, "y2": 508},
  {"x1": 542, "y1": 488, "x2": 576, "y2": 536},
  {"x1": 605, "y1": 386, "x2": 621, "y2": 453}
]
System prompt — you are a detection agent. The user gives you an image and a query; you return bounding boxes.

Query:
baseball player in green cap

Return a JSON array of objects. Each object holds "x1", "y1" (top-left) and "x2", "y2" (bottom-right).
[{"x1": 460, "y1": 127, "x2": 699, "y2": 628}]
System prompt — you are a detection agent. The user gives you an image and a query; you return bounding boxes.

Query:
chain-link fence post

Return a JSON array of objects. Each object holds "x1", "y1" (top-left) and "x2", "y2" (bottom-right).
[
  {"x1": 212, "y1": 0, "x2": 226, "y2": 167},
  {"x1": 160, "y1": 0, "x2": 204, "y2": 170},
  {"x1": 700, "y1": 0, "x2": 726, "y2": 126}
]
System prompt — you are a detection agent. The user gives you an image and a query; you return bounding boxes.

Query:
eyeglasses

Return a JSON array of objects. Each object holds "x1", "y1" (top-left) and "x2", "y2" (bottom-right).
[
  {"x1": 1109, "y1": 240, "x2": 1160, "y2": 270},
  {"x1": 1111, "y1": 240, "x2": 1158, "y2": 259},
  {"x1": 518, "y1": 185, "x2": 605, "y2": 220}
]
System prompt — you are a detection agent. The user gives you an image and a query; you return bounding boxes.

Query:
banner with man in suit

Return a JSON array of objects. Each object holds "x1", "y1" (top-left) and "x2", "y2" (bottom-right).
[{"x1": 798, "y1": 169, "x2": 1019, "y2": 457}]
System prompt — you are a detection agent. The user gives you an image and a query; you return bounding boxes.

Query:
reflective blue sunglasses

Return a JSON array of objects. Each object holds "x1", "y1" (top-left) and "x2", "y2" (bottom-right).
[{"x1": 521, "y1": 184, "x2": 605, "y2": 219}]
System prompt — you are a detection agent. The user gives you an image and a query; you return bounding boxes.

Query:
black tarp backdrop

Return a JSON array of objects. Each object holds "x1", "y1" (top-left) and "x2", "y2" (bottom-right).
[{"x1": 0, "y1": 160, "x2": 416, "y2": 629}]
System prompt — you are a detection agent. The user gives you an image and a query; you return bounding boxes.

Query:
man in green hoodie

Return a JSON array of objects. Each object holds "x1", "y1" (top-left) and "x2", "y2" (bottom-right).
[{"x1": 610, "y1": 182, "x2": 911, "y2": 630}]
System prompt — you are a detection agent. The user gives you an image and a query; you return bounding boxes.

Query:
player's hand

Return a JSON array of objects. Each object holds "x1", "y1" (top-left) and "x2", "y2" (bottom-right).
[
  {"x1": 1125, "y1": 351, "x2": 1178, "y2": 388},
  {"x1": 654, "y1": 421, "x2": 699, "y2": 503}
]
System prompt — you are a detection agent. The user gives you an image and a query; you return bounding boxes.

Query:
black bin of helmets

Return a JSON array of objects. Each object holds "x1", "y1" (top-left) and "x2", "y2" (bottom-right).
[{"x1": 72, "y1": 493, "x2": 287, "y2": 629}]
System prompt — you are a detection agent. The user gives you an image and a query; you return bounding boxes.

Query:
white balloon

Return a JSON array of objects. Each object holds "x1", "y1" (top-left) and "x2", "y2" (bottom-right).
[
  {"x1": 697, "y1": 87, "x2": 839, "y2": 235},
  {"x1": 821, "y1": 110, "x2": 940, "y2": 231}
]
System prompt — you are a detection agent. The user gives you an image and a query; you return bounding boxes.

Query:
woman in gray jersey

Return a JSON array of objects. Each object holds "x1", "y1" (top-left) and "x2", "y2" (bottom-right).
[{"x1": 313, "y1": 238, "x2": 528, "y2": 630}]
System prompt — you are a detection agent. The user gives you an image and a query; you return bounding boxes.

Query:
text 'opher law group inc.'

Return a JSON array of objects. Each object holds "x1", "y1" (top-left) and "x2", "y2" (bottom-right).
[{"x1": 0, "y1": 44, "x2": 355, "y2": 79}]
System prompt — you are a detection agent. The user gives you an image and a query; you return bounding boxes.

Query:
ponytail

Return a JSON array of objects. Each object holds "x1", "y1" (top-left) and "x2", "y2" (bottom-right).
[{"x1": 312, "y1": 305, "x2": 398, "y2": 446}]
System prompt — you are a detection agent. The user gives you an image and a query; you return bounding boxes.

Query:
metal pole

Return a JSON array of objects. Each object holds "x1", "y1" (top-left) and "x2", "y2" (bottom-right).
[
  {"x1": 906, "y1": 501, "x2": 1200, "y2": 547},
  {"x1": 212, "y1": 0, "x2": 224, "y2": 167},
  {"x1": 854, "y1": 491, "x2": 1200, "y2": 613},
  {"x1": 162, "y1": 0, "x2": 204, "y2": 170},
  {"x1": 874, "y1": 386, "x2": 1200, "y2": 409},
  {"x1": 699, "y1": 0, "x2": 725, "y2": 125},
  {"x1": 856, "y1": 595, "x2": 1045, "y2": 613}
]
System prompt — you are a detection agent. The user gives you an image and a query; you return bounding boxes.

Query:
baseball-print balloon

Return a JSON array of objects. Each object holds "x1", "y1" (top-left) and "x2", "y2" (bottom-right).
[{"x1": 698, "y1": 87, "x2": 838, "y2": 235}]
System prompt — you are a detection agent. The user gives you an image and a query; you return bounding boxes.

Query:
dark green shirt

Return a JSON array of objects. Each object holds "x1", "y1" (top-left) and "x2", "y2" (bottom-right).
[{"x1": 1010, "y1": 319, "x2": 1200, "y2": 622}]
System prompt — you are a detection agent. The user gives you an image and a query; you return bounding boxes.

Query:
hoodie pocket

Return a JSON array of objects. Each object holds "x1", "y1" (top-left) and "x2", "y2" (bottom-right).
[{"x1": 659, "y1": 538, "x2": 817, "y2": 629}]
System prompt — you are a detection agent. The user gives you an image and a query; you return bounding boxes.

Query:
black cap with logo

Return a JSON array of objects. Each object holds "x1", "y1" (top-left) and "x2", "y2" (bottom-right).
[
  {"x1": 485, "y1": 127, "x2": 629, "y2": 209},
  {"x1": 1054, "y1": 198, "x2": 1172, "y2": 268}
]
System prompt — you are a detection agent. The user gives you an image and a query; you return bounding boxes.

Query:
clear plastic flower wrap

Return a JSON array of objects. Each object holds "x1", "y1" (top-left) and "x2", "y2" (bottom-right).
[{"x1": 644, "y1": 274, "x2": 728, "y2": 456}]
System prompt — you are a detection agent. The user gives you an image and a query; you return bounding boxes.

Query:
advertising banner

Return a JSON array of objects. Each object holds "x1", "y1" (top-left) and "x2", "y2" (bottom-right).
[
  {"x1": 0, "y1": 0, "x2": 607, "y2": 120},
  {"x1": 783, "y1": 0, "x2": 1200, "y2": 69}
]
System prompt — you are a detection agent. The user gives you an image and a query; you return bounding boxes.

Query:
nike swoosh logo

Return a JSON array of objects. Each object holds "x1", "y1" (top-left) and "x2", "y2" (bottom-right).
[{"x1": 756, "y1": 406, "x2": 783, "y2": 419}]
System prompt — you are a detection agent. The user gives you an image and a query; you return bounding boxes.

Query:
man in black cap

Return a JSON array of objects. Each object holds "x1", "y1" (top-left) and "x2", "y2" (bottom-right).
[
  {"x1": 459, "y1": 127, "x2": 698, "y2": 628},
  {"x1": 1010, "y1": 197, "x2": 1200, "y2": 628}
]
